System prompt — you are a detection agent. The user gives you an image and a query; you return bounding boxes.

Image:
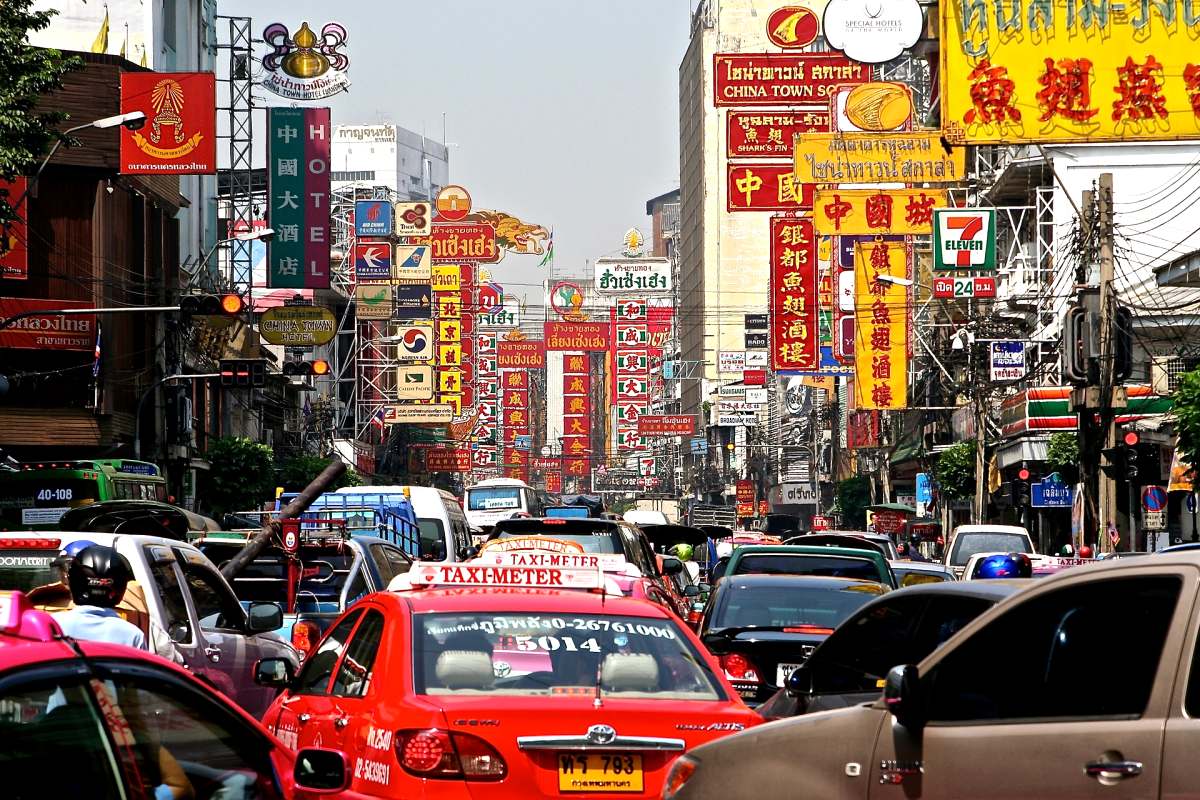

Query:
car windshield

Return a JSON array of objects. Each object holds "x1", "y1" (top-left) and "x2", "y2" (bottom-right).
[
  {"x1": 468, "y1": 487, "x2": 522, "y2": 511},
  {"x1": 414, "y1": 612, "x2": 722, "y2": 700},
  {"x1": 490, "y1": 521, "x2": 622, "y2": 554},
  {"x1": 712, "y1": 583, "x2": 883, "y2": 630},
  {"x1": 732, "y1": 553, "x2": 883, "y2": 582},
  {"x1": 950, "y1": 533, "x2": 1031, "y2": 566}
]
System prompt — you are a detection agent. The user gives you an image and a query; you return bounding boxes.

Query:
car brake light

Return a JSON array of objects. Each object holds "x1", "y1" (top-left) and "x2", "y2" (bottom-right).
[
  {"x1": 396, "y1": 729, "x2": 506, "y2": 781},
  {"x1": 783, "y1": 625, "x2": 834, "y2": 635},
  {"x1": 0, "y1": 538, "x2": 61, "y2": 550},
  {"x1": 687, "y1": 609, "x2": 704, "y2": 625},
  {"x1": 719, "y1": 653, "x2": 760, "y2": 683},
  {"x1": 291, "y1": 621, "x2": 320, "y2": 659},
  {"x1": 663, "y1": 755, "x2": 698, "y2": 799},
  {"x1": 542, "y1": 519, "x2": 566, "y2": 525}
]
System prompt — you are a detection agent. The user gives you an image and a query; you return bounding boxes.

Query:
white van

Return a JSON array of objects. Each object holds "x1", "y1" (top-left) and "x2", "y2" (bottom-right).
[
  {"x1": 464, "y1": 478, "x2": 540, "y2": 530},
  {"x1": 334, "y1": 485, "x2": 472, "y2": 561}
]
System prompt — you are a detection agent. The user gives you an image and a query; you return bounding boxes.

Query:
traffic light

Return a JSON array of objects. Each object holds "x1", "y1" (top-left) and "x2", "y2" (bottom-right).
[
  {"x1": 282, "y1": 359, "x2": 331, "y2": 378},
  {"x1": 181, "y1": 293, "x2": 245, "y2": 320},
  {"x1": 1013, "y1": 466, "x2": 1032, "y2": 507},
  {"x1": 1124, "y1": 431, "x2": 1140, "y2": 479},
  {"x1": 219, "y1": 358, "x2": 267, "y2": 387},
  {"x1": 1114, "y1": 305, "x2": 1134, "y2": 383}
]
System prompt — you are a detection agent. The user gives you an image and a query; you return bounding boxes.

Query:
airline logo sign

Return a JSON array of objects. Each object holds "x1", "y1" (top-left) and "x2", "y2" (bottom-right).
[
  {"x1": 393, "y1": 245, "x2": 432, "y2": 283},
  {"x1": 933, "y1": 209, "x2": 997, "y2": 271},
  {"x1": 395, "y1": 325, "x2": 433, "y2": 361},
  {"x1": 395, "y1": 365, "x2": 434, "y2": 399},
  {"x1": 353, "y1": 242, "x2": 392, "y2": 282},
  {"x1": 354, "y1": 200, "x2": 393, "y2": 237}
]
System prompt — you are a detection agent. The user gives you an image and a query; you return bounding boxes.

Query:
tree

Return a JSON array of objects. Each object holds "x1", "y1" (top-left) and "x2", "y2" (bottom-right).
[
  {"x1": 201, "y1": 437, "x2": 277, "y2": 516},
  {"x1": 935, "y1": 441, "x2": 976, "y2": 501},
  {"x1": 834, "y1": 476, "x2": 871, "y2": 529},
  {"x1": 278, "y1": 454, "x2": 362, "y2": 493},
  {"x1": 1175, "y1": 367, "x2": 1200, "y2": 471},
  {"x1": 0, "y1": 1, "x2": 80, "y2": 224},
  {"x1": 1044, "y1": 431, "x2": 1081, "y2": 483}
]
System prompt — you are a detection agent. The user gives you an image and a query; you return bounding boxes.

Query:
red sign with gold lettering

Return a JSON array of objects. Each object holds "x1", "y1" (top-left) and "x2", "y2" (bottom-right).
[
  {"x1": 727, "y1": 164, "x2": 814, "y2": 212},
  {"x1": 770, "y1": 217, "x2": 819, "y2": 371},
  {"x1": 430, "y1": 223, "x2": 498, "y2": 263},
  {"x1": 727, "y1": 110, "x2": 830, "y2": 159},
  {"x1": 712, "y1": 53, "x2": 867, "y2": 107},
  {"x1": 425, "y1": 448, "x2": 471, "y2": 473},
  {"x1": 545, "y1": 321, "x2": 610, "y2": 351}
]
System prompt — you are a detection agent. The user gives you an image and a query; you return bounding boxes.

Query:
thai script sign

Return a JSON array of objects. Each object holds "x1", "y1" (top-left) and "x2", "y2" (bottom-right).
[
  {"x1": 430, "y1": 223, "x2": 498, "y2": 263},
  {"x1": 260, "y1": 21, "x2": 349, "y2": 101},
  {"x1": 0, "y1": 298, "x2": 95, "y2": 351},
  {"x1": 594, "y1": 258, "x2": 672, "y2": 295},
  {"x1": 496, "y1": 340, "x2": 545, "y2": 369},
  {"x1": 713, "y1": 53, "x2": 868, "y2": 106},
  {"x1": 727, "y1": 110, "x2": 830, "y2": 158},
  {"x1": 793, "y1": 131, "x2": 967, "y2": 184},
  {"x1": 119, "y1": 72, "x2": 216, "y2": 174},
  {"x1": 545, "y1": 322, "x2": 610, "y2": 351}
]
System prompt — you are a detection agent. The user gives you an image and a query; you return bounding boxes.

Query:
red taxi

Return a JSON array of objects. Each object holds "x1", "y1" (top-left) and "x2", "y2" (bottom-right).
[
  {"x1": 0, "y1": 590, "x2": 362, "y2": 799},
  {"x1": 258, "y1": 559, "x2": 761, "y2": 798}
]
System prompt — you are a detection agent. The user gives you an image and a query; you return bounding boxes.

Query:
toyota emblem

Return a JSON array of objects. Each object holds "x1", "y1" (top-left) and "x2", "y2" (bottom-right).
[{"x1": 585, "y1": 724, "x2": 617, "y2": 745}]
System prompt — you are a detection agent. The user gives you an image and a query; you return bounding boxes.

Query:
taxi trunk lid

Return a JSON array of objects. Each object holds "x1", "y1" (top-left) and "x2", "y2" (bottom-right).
[{"x1": 432, "y1": 695, "x2": 757, "y2": 798}]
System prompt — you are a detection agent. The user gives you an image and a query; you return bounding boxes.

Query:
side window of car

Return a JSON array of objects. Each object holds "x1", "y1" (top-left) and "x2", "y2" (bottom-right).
[
  {"x1": 178, "y1": 558, "x2": 245, "y2": 631},
  {"x1": 97, "y1": 664, "x2": 284, "y2": 800},
  {"x1": 344, "y1": 561, "x2": 370, "y2": 606},
  {"x1": 332, "y1": 609, "x2": 387, "y2": 698},
  {"x1": 369, "y1": 544, "x2": 397, "y2": 585},
  {"x1": 0, "y1": 674, "x2": 123, "y2": 799},
  {"x1": 926, "y1": 576, "x2": 1181, "y2": 723},
  {"x1": 382, "y1": 547, "x2": 412, "y2": 580},
  {"x1": 144, "y1": 549, "x2": 193, "y2": 644},
  {"x1": 812, "y1": 597, "x2": 927, "y2": 694},
  {"x1": 295, "y1": 609, "x2": 364, "y2": 694}
]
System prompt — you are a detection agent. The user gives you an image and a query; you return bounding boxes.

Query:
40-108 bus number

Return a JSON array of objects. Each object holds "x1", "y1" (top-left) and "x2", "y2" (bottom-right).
[{"x1": 35, "y1": 488, "x2": 72, "y2": 501}]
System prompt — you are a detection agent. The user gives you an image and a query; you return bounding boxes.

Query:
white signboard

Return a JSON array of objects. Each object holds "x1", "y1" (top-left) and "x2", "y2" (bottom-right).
[
  {"x1": 838, "y1": 270, "x2": 855, "y2": 311},
  {"x1": 393, "y1": 325, "x2": 434, "y2": 362},
  {"x1": 718, "y1": 383, "x2": 746, "y2": 398},
  {"x1": 720, "y1": 401, "x2": 759, "y2": 412},
  {"x1": 745, "y1": 387, "x2": 769, "y2": 405},
  {"x1": 744, "y1": 351, "x2": 769, "y2": 368},
  {"x1": 776, "y1": 483, "x2": 818, "y2": 506},
  {"x1": 22, "y1": 508, "x2": 68, "y2": 526},
  {"x1": 478, "y1": 298, "x2": 521, "y2": 329},
  {"x1": 989, "y1": 341, "x2": 1025, "y2": 381},
  {"x1": 394, "y1": 202, "x2": 432, "y2": 237},
  {"x1": 594, "y1": 258, "x2": 672, "y2": 295},
  {"x1": 717, "y1": 412, "x2": 757, "y2": 427},
  {"x1": 395, "y1": 365, "x2": 434, "y2": 400},
  {"x1": 718, "y1": 351, "x2": 746, "y2": 373}
]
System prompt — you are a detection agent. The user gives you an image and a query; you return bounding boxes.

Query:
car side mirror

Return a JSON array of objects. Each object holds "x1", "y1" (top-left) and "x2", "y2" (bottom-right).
[
  {"x1": 883, "y1": 664, "x2": 925, "y2": 731},
  {"x1": 247, "y1": 601, "x2": 284, "y2": 633},
  {"x1": 683, "y1": 584, "x2": 701, "y2": 598},
  {"x1": 661, "y1": 556, "x2": 684, "y2": 577},
  {"x1": 458, "y1": 545, "x2": 479, "y2": 560},
  {"x1": 168, "y1": 623, "x2": 191, "y2": 643},
  {"x1": 294, "y1": 748, "x2": 350, "y2": 792},
  {"x1": 697, "y1": 582, "x2": 710, "y2": 594},
  {"x1": 785, "y1": 664, "x2": 813, "y2": 697},
  {"x1": 254, "y1": 657, "x2": 295, "y2": 688}
]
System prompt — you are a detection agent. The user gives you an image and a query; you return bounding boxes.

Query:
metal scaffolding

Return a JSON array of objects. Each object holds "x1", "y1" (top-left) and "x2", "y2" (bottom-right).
[{"x1": 215, "y1": 16, "x2": 255, "y2": 290}]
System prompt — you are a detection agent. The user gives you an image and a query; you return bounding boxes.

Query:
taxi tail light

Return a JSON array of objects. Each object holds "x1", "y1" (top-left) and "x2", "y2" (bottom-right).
[
  {"x1": 396, "y1": 728, "x2": 507, "y2": 781},
  {"x1": 290, "y1": 620, "x2": 320, "y2": 658},
  {"x1": 783, "y1": 625, "x2": 834, "y2": 635},
  {"x1": 719, "y1": 653, "x2": 760, "y2": 683},
  {"x1": 687, "y1": 609, "x2": 704, "y2": 626},
  {"x1": 0, "y1": 538, "x2": 61, "y2": 549}
]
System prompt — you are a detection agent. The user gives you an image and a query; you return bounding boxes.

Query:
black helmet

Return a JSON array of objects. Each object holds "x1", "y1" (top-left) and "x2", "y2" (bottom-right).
[{"x1": 67, "y1": 545, "x2": 133, "y2": 607}]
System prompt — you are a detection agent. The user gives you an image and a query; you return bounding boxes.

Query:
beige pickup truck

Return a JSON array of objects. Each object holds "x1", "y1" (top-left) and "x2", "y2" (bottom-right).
[{"x1": 665, "y1": 551, "x2": 1200, "y2": 799}]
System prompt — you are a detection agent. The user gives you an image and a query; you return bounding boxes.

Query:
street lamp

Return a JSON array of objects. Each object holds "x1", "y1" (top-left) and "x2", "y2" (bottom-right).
[
  {"x1": 12, "y1": 112, "x2": 147, "y2": 212},
  {"x1": 875, "y1": 274, "x2": 915, "y2": 288}
]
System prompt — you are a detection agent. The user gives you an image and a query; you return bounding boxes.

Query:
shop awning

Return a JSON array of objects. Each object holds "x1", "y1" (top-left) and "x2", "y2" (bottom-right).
[{"x1": 0, "y1": 407, "x2": 102, "y2": 447}]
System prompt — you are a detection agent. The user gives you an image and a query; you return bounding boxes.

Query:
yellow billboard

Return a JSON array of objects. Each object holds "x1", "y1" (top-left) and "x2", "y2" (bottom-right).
[
  {"x1": 814, "y1": 189, "x2": 948, "y2": 235},
  {"x1": 942, "y1": 1, "x2": 1200, "y2": 143},
  {"x1": 854, "y1": 241, "x2": 908, "y2": 411},
  {"x1": 793, "y1": 131, "x2": 966, "y2": 184}
]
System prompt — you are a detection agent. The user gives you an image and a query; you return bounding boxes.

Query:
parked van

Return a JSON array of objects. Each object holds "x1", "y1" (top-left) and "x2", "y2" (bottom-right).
[
  {"x1": 463, "y1": 477, "x2": 541, "y2": 530},
  {"x1": 335, "y1": 485, "x2": 471, "y2": 561}
]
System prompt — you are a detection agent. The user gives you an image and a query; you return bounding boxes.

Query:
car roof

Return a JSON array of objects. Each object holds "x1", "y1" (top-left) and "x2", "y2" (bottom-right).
[
  {"x1": 731, "y1": 545, "x2": 882, "y2": 559},
  {"x1": 717, "y1": 574, "x2": 887, "y2": 591},
  {"x1": 388, "y1": 587, "x2": 672, "y2": 617},
  {"x1": 2, "y1": 531, "x2": 197, "y2": 551},
  {"x1": 952, "y1": 524, "x2": 1029, "y2": 535},
  {"x1": 879, "y1": 579, "x2": 1025, "y2": 601}
]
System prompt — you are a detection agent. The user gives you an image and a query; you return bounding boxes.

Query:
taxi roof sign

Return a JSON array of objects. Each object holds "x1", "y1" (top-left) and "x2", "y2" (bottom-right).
[
  {"x1": 480, "y1": 536, "x2": 585, "y2": 555},
  {"x1": 397, "y1": 563, "x2": 607, "y2": 591},
  {"x1": 0, "y1": 591, "x2": 61, "y2": 641},
  {"x1": 481, "y1": 550, "x2": 632, "y2": 573}
]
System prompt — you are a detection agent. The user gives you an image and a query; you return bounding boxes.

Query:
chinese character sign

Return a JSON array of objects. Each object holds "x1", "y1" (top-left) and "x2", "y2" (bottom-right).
[
  {"x1": 813, "y1": 189, "x2": 948, "y2": 235},
  {"x1": 727, "y1": 164, "x2": 815, "y2": 212},
  {"x1": 942, "y1": 1, "x2": 1200, "y2": 143},
  {"x1": 267, "y1": 107, "x2": 331, "y2": 289},
  {"x1": 771, "y1": 217, "x2": 819, "y2": 371},
  {"x1": 853, "y1": 242, "x2": 909, "y2": 410}
]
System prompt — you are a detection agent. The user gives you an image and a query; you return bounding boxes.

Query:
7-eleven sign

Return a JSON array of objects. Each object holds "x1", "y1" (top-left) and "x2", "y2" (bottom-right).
[
  {"x1": 616, "y1": 299, "x2": 647, "y2": 321},
  {"x1": 932, "y1": 208, "x2": 996, "y2": 271},
  {"x1": 639, "y1": 456, "x2": 656, "y2": 476}
]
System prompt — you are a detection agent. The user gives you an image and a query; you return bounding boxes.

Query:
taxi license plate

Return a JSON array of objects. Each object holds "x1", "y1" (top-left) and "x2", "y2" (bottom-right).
[
  {"x1": 776, "y1": 662, "x2": 803, "y2": 686},
  {"x1": 558, "y1": 753, "x2": 643, "y2": 793}
]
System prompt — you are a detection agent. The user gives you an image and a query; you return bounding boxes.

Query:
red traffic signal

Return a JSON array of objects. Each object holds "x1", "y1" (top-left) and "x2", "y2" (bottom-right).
[
  {"x1": 1017, "y1": 467, "x2": 1031, "y2": 481},
  {"x1": 1123, "y1": 431, "x2": 1140, "y2": 447}
]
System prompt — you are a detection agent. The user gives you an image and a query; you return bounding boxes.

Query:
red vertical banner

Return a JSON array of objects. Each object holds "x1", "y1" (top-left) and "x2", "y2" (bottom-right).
[
  {"x1": 563, "y1": 353, "x2": 591, "y2": 479},
  {"x1": 613, "y1": 300, "x2": 650, "y2": 452},
  {"x1": 770, "y1": 216, "x2": 818, "y2": 371}
]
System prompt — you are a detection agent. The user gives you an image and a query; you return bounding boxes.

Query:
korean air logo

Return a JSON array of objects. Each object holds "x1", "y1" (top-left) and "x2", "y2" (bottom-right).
[{"x1": 402, "y1": 328, "x2": 428, "y2": 354}]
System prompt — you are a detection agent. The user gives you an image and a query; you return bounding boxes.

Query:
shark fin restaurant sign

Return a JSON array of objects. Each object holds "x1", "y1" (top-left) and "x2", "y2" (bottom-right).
[{"x1": 942, "y1": 0, "x2": 1200, "y2": 143}]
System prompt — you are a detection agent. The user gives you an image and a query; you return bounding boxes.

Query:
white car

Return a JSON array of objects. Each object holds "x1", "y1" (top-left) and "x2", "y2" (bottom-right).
[
  {"x1": 944, "y1": 524, "x2": 1035, "y2": 577},
  {"x1": 0, "y1": 531, "x2": 299, "y2": 718}
]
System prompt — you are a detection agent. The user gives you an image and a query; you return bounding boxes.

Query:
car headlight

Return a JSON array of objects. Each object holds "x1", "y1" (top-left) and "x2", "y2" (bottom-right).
[{"x1": 663, "y1": 754, "x2": 698, "y2": 799}]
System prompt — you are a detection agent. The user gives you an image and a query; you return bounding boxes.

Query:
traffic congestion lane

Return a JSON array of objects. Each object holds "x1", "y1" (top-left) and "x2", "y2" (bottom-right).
[{"x1": 260, "y1": 564, "x2": 760, "y2": 798}]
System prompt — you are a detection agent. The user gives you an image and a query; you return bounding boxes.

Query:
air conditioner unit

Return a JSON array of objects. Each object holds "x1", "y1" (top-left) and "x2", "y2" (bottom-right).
[{"x1": 1151, "y1": 355, "x2": 1200, "y2": 393}]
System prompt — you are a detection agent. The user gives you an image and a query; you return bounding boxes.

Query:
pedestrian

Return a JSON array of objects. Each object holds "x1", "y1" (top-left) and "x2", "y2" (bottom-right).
[{"x1": 54, "y1": 544, "x2": 146, "y2": 650}]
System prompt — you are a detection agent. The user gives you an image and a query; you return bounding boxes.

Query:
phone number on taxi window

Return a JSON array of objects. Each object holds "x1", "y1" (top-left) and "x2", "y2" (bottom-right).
[{"x1": 428, "y1": 617, "x2": 677, "y2": 638}]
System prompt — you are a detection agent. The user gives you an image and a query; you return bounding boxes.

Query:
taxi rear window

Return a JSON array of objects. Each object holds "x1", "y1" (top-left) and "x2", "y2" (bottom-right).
[
  {"x1": 0, "y1": 549, "x2": 59, "y2": 593},
  {"x1": 413, "y1": 612, "x2": 723, "y2": 701},
  {"x1": 732, "y1": 554, "x2": 883, "y2": 582},
  {"x1": 490, "y1": 521, "x2": 622, "y2": 554}
]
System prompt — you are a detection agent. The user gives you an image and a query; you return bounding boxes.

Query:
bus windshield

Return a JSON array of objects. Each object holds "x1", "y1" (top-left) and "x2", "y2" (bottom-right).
[{"x1": 467, "y1": 487, "x2": 523, "y2": 511}]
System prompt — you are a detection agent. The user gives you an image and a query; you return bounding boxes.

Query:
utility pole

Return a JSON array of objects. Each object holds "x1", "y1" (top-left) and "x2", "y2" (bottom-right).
[{"x1": 1096, "y1": 173, "x2": 1122, "y2": 553}]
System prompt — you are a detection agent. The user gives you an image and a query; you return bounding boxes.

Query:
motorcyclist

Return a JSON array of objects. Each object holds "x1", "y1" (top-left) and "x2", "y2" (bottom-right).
[
  {"x1": 54, "y1": 544, "x2": 146, "y2": 650},
  {"x1": 668, "y1": 543, "x2": 701, "y2": 582}
]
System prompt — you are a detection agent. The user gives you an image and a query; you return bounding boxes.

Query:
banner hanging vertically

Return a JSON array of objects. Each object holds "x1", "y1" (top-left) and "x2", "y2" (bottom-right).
[
  {"x1": 267, "y1": 107, "x2": 331, "y2": 289},
  {"x1": 853, "y1": 240, "x2": 909, "y2": 410},
  {"x1": 770, "y1": 217, "x2": 819, "y2": 371}
]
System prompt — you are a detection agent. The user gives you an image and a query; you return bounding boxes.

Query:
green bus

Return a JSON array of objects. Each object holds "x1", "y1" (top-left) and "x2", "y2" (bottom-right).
[{"x1": 0, "y1": 459, "x2": 167, "y2": 530}]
